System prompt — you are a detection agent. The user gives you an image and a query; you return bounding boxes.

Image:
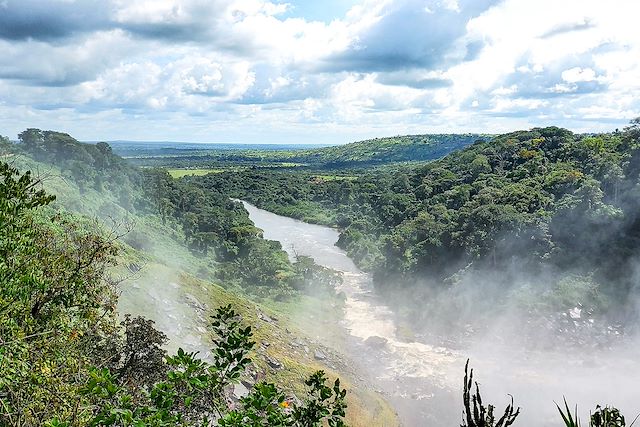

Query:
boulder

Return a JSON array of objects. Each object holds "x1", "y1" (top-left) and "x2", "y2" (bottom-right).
[{"x1": 314, "y1": 349, "x2": 327, "y2": 361}]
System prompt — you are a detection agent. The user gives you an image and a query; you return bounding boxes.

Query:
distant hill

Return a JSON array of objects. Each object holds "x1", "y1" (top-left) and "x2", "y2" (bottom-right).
[
  {"x1": 292, "y1": 133, "x2": 489, "y2": 167},
  {"x1": 119, "y1": 133, "x2": 489, "y2": 169},
  {"x1": 105, "y1": 141, "x2": 331, "y2": 158}
]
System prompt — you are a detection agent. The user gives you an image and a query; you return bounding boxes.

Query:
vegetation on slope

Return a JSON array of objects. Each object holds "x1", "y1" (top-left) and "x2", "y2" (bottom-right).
[
  {"x1": 193, "y1": 121, "x2": 640, "y2": 338},
  {"x1": 2, "y1": 130, "x2": 401, "y2": 425},
  {"x1": 10, "y1": 128, "x2": 330, "y2": 299},
  {"x1": 0, "y1": 152, "x2": 356, "y2": 426},
  {"x1": 122, "y1": 133, "x2": 485, "y2": 169}
]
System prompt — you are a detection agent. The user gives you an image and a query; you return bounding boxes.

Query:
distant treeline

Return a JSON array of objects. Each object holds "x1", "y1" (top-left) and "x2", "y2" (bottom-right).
[{"x1": 123, "y1": 133, "x2": 486, "y2": 169}]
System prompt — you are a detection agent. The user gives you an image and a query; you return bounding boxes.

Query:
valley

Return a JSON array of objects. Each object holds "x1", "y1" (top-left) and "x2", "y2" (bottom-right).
[
  {"x1": 3, "y1": 2, "x2": 639, "y2": 426},
  {"x1": 2, "y1": 123, "x2": 640, "y2": 426}
]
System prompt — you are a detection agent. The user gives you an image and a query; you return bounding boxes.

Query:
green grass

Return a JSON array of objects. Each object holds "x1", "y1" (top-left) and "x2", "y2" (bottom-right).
[
  {"x1": 168, "y1": 168, "x2": 233, "y2": 178},
  {"x1": 167, "y1": 164, "x2": 305, "y2": 178},
  {"x1": 311, "y1": 175, "x2": 358, "y2": 182}
]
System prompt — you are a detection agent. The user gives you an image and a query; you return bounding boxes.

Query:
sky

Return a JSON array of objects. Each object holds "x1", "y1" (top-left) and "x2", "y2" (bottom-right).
[{"x1": 0, "y1": 0, "x2": 639, "y2": 144}]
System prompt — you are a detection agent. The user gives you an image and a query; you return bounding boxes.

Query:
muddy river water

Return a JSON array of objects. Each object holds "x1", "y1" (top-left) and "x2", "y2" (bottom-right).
[
  {"x1": 242, "y1": 201, "x2": 640, "y2": 426},
  {"x1": 119, "y1": 200, "x2": 640, "y2": 426}
]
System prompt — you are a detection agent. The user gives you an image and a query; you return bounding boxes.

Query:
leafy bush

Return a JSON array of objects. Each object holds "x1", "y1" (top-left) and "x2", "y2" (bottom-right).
[{"x1": 81, "y1": 305, "x2": 347, "y2": 427}]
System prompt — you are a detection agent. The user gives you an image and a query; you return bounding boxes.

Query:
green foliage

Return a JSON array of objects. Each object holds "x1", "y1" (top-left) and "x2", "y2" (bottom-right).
[
  {"x1": 461, "y1": 360, "x2": 519, "y2": 427},
  {"x1": 557, "y1": 399, "x2": 636, "y2": 427},
  {"x1": 557, "y1": 398, "x2": 581, "y2": 427},
  {"x1": 115, "y1": 315, "x2": 169, "y2": 388},
  {"x1": 590, "y1": 406, "x2": 627, "y2": 427},
  {"x1": 122, "y1": 134, "x2": 486, "y2": 169},
  {"x1": 0, "y1": 135, "x2": 11, "y2": 155},
  {"x1": 82, "y1": 305, "x2": 347, "y2": 427},
  {"x1": 220, "y1": 371, "x2": 346, "y2": 427},
  {"x1": 0, "y1": 161, "x2": 118, "y2": 425}
]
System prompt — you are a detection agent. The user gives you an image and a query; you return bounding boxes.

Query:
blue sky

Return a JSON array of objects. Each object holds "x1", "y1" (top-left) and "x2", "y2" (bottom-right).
[
  {"x1": 0, "y1": 0, "x2": 639, "y2": 144},
  {"x1": 284, "y1": 0, "x2": 361, "y2": 22}
]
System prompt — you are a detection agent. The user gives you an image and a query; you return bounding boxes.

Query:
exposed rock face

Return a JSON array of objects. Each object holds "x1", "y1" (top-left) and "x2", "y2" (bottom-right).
[
  {"x1": 232, "y1": 382, "x2": 250, "y2": 401},
  {"x1": 258, "y1": 310, "x2": 277, "y2": 324}
]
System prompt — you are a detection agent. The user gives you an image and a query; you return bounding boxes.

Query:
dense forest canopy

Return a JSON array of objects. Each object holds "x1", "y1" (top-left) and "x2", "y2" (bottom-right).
[{"x1": 194, "y1": 121, "x2": 640, "y2": 335}]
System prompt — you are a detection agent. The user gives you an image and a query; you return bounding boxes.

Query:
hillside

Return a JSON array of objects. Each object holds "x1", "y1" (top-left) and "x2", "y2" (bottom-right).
[
  {"x1": 290, "y1": 133, "x2": 488, "y2": 167},
  {"x1": 4, "y1": 124, "x2": 640, "y2": 425},
  {"x1": 122, "y1": 133, "x2": 486, "y2": 169},
  {"x1": 1, "y1": 132, "x2": 400, "y2": 426}
]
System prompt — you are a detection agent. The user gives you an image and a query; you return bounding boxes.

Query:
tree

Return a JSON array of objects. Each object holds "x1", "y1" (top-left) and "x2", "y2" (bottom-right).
[
  {"x1": 0, "y1": 135, "x2": 11, "y2": 155},
  {"x1": 18, "y1": 128, "x2": 43, "y2": 150},
  {"x1": 0, "y1": 161, "x2": 118, "y2": 425},
  {"x1": 82, "y1": 305, "x2": 347, "y2": 427}
]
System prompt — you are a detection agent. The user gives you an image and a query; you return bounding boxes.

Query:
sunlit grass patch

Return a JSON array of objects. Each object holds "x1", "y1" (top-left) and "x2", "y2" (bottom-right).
[
  {"x1": 311, "y1": 174, "x2": 358, "y2": 182},
  {"x1": 168, "y1": 168, "x2": 232, "y2": 178}
]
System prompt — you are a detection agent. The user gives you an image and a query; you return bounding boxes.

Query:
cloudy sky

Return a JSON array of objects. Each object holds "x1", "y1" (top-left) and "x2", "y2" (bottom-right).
[{"x1": 0, "y1": 0, "x2": 639, "y2": 143}]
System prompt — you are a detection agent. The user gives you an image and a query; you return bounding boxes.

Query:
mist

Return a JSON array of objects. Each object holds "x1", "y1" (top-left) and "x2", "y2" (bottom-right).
[{"x1": 241, "y1": 197, "x2": 640, "y2": 426}]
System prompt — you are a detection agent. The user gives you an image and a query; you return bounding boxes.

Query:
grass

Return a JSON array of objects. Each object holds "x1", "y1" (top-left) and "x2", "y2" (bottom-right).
[
  {"x1": 311, "y1": 174, "x2": 358, "y2": 182},
  {"x1": 168, "y1": 168, "x2": 235, "y2": 178},
  {"x1": 167, "y1": 163, "x2": 306, "y2": 178},
  {"x1": 172, "y1": 274, "x2": 400, "y2": 427}
]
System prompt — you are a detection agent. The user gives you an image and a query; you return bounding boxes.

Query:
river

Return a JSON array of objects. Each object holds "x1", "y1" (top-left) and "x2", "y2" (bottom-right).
[
  {"x1": 118, "y1": 199, "x2": 640, "y2": 426},
  {"x1": 242, "y1": 201, "x2": 462, "y2": 425},
  {"x1": 242, "y1": 201, "x2": 640, "y2": 426}
]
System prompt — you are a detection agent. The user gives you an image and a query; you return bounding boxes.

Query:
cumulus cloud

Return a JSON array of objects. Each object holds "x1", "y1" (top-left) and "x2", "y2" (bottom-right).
[
  {"x1": 0, "y1": 0, "x2": 112, "y2": 41},
  {"x1": 0, "y1": 0, "x2": 639, "y2": 142},
  {"x1": 321, "y1": 0, "x2": 497, "y2": 72},
  {"x1": 0, "y1": 30, "x2": 137, "y2": 86}
]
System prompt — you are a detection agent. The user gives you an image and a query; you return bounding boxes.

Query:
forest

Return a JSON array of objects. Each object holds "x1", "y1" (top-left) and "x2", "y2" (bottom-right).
[
  {"x1": 193, "y1": 123, "x2": 640, "y2": 338},
  {"x1": 2, "y1": 121, "x2": 640, "y2": 425},
  {"x1": 120, "y1": 134, "x2": 484, "y2": 170},
  {"x1": 1, "y1": 130, "x2": 360, "y2": 426}
]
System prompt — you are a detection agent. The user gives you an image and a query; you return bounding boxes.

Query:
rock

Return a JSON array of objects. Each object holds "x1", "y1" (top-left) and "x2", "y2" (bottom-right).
[
  {"x1": 569, "y1": 306, "x2": 582, "y2": 319},
  {"x1": 364, "y1": 336, "x2": 388, "y2": 349},
  {"x1": 184, "y1": 293, "x2": 207, "y2": 312},
  {"x1": 265, "y1": 355, "x2": 283, "y2": 370},
  {"x1": 232, "y1": 382, "x2": 250, "y2": 400},
  {"x1": 314, "y1": 350, "x2": 327, "y2": 361},
  {"x1": 258, "y1": 311, "x2": 277, "y2": 323},
  {"x1": 128, "y1": 263, "x2": 141, "y2": 273}
]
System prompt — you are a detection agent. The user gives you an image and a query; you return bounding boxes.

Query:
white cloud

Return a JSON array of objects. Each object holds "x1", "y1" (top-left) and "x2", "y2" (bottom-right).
[
  {"x1": 0, "y1": 0, "x2": 639, "y2": 142},
  {"x1": 561, "y1": 67, "x2": 597, "y2": 83}
]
